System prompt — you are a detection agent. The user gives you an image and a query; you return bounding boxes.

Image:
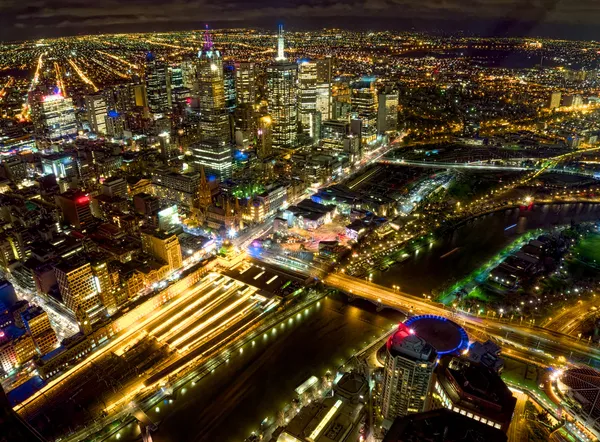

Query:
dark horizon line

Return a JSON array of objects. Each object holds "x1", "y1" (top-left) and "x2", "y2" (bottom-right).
[{"x1": 1, "y1": 17, "x2": 598, "y2": 44}]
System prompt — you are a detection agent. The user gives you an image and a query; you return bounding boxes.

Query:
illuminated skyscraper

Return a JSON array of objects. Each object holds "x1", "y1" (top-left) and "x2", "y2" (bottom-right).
[
  {"x1": 266, "y1": 25, "x2": 298, "y2": 150},
  {"x1": 351, "y1": 77, "x2": 378, "y2": 145},
  {"x1": 145, "y1": 52, "x2": 171, "y2": 114},
  {"x1": 298, "y1": 60, "x2": 319, "y2": 138},
  {"x1": 224, "y1": 63, "x2": 237, "y2": 112},
  {"x1": 33, "y1": 93, "x2": 77, "y2": 142},
  {"x1": 191, "y1": 26, "x2": 232, "y2": 180},
  {"x1": 84, "y1": 93, "x2": 108, "y2": 134},
  {"x1": 381, "y1": 323, "x2": 437, "y2": 419},
  {"x1": 315, "y1": 58, "x2": 333, "y2": 121},
  {"x1": 235, "y1": 62, "x2": 257, "y2": 105}
]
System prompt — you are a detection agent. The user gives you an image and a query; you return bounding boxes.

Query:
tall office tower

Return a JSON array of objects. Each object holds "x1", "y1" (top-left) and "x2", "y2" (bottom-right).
[
  {"x1": 170, "y1": 66, "x2": 184, "y2": 89},
  {"x1": 84, "y1": 93, "x2": 108, "y2": 134},
  {"x1": 298, "y1": 60, "x2": 319, "y2": 138},
  {"x1": 191, "y1": 26, "x2": 233, "y2": 180},
  {"x1": 257, "y1": 115, "x2": 273, "y2": 159},
  {"x1": 105, "y1": 111, "x2": 126, "y2": 139},
  {"x1": 224, "y1": 63, "x2": 237, "y2": 112},
  {"x1": 145, "y1": 52, "x2": 172, "y2": 114},
  {"x1": 315, "y1": 58, "x2": 333, "y2": 121},
  {"x1": 233, "y1": 62, "x2": 257, "y2": 133},
  {"x1": 181, "y1": 59, "x2": 198, "y2": 94},
  {"x1": 381, "y1": 323, "x2": 437, "y2": 419},
  {"x1": 54, "y1": 257, "x2": 106, "y2": 323},
  {"x1": 316, "y1": 57, "x2": 332, "y2": 84},
  {"x1": 55, "y1": 190, "x2": 93, "y2": 231},
  {"x1": 32, "y1": 93, "x2": 78, "y2": 142},
  {"x1": 351, "y1": 77, "x2": 378, "y2": 145},
  {"x1": 141, "y1": 230, "x2": 183, "y2": 272},
  {"x1": 21, "y1": 306, "x2": 57, "y2": 356},
  {"x1": 235, "y1": 62, "x2": 257, "y2": 105},
  {"x1": 377, "y1": 89, "x2": 399, "y2": 135},
  {"x1": 104, "y1": 83, "x2": 135, "y2": 114},
  {"x1": 266, "y1": 25, "x2": 298, "y2": 150}
]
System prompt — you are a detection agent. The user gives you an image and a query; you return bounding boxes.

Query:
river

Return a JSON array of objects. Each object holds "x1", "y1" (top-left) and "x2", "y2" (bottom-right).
[
  {"x1": 102, "y1": 202, "x2": 600, "y2": 442},
  {"x1": 374, "y1": 202, "x2": 600, "y2": 295}
]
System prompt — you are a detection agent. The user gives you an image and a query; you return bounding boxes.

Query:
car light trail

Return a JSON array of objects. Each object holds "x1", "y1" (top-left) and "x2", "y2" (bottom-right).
[
  {"x1": 53, "y1": 61, "x2": 66, "y2": 96},
  {"x1": 96, "y1": 50, "x2": 139, "y2": 70},
  {"x1": 68, "y1": 58, "x2": 99, "y2": 92}
]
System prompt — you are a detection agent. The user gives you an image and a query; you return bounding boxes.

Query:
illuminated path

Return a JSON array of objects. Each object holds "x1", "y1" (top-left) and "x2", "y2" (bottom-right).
[
  {"x1": 96, "y1": 50, "x2": 139, "y2": 71},
  {"x1": 323, "y1": 273, "x2": 600, "y2": 364},
  {"x1": 68, "y1": 58, "x2": 99, "y2": 92}
]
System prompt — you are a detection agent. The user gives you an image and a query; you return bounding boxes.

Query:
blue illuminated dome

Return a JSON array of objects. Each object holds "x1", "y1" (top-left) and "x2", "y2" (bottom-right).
[{"x1": 403, "y1": 315, "x2": 469, "y2": 355}]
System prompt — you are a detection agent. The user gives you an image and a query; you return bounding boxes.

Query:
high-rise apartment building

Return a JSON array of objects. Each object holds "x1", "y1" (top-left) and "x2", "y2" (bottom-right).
[
  {"x1": 145, "y1": 52, "x2": 171, "y2": 114},
  {"x1": 191, "y1": 27, "x2": 232, "y2": 180},
  {"x1": 141, "y1": 230, "x2": 183, "y2": 272},
  {"x1": 84, "y1": 93, "x2": 108, "y2": 134},
  {"x1": 266, "y1": 25, "x2": 298, "y2": 151},
  {"x1": 54, "y1": 257, "x2": 106, "y2": 323},
  {"x1": 381, "y1": 323, "x2": 437, "y2": 419}
]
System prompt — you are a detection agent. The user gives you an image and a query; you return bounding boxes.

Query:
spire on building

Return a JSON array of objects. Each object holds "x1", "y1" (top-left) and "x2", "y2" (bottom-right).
[
  {"x1": 203, "y1": 24, "x2": 214, "y2": 51},
  {"x1": 276, "y1": 24, "x2": 286, "y2": 61},
  {"x1": 198, "y1": 166, "x2": 212, "y2": 208}
]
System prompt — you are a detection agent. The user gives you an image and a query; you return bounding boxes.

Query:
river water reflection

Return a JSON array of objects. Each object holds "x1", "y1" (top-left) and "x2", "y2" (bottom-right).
[{"x1": 108, "y1": 203, "x2": 600, "y2": 442}]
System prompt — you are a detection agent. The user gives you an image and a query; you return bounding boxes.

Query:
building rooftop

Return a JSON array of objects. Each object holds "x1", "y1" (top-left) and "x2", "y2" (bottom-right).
[
  {"x1": 386, "y1": 322, "x2": 436, "y2": 362},
  {"x1": 383, "y1": 409, "x2": 507, "y2": 442},
  {"x1": 404, "y1": 315, "x2": 469, "y2": 355}
]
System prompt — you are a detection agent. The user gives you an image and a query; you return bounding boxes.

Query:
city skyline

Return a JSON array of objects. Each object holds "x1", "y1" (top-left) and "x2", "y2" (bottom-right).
[
  {"x1": 2, "y1": 0, "x2": 600, "y2": 42},
  {"x1": 1, "y1": 10, "x2": 600, "y2": 442}
]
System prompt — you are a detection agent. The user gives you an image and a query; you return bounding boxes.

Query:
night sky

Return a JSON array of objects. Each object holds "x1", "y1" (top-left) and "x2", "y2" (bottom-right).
[{"x1": 0, "y1": 0, "x2": 598, "y2": 41}]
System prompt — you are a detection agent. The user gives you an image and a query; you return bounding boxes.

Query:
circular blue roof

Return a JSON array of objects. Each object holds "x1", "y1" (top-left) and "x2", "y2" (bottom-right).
[{"x1": 404, "y1": 315, "x2": 469, "y2": 355}]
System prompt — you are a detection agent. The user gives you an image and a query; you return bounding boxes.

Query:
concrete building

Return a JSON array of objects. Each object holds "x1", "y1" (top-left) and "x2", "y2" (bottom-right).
[
  {"x1": 141, "y1": 230, "x2": 183, "y2": 272},
  {"x1": 21, "y1": 306, "x2": 58, "y2": 356},
  {"x1": 33, "y1": 93, "x2": 78, "y2": 142},
  {"x1": 381, "y1": 322, "x2": 437, "y2": 419},
  {"x1": 53, "y1": 257, "x2": 106, "y2": 324},
  {"x1": 85, "y1": 93, "x2": 108, "y2": 134},
  {"x1": 377, "y1": 90, "x2": 398, "y2": 134},
  {"x1": 101, "y1": 177, "x2": 128, "y2": 199},
  {"x1": 145, "y1": 52, "x2": 171, "y2": 114},
  {"x1": 55, "y1": 190, "x2": 93, "y2": 231},
  {"x1": 430, "y1": 355, "x2": 516, "y2": 432}
]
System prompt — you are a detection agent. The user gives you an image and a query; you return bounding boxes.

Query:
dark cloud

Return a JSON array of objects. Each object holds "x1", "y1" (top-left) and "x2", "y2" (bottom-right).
[{"x1": 0, "y1": 0, "x2": 598, "y2": 40}]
